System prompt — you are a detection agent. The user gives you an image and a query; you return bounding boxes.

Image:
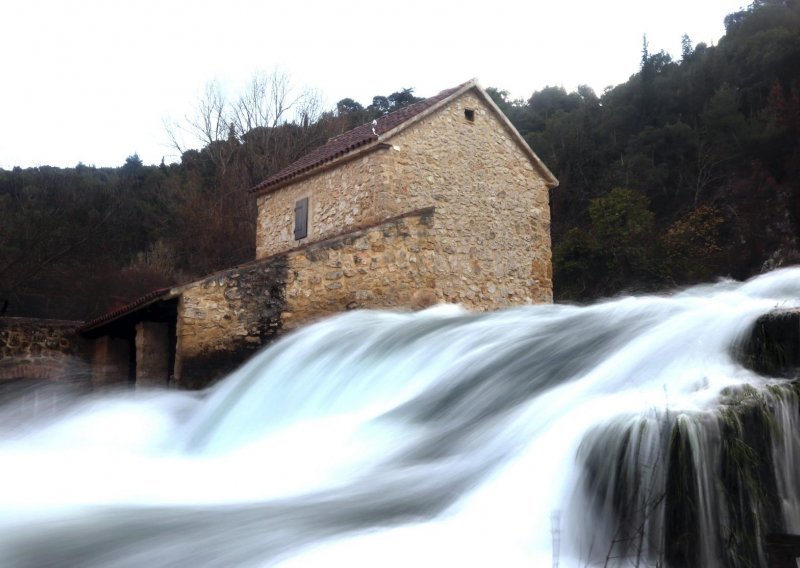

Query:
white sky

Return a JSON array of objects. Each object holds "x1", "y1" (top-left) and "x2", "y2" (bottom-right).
[{"x1": 1, "y1": 0, "x2": 746, "y2": 169}]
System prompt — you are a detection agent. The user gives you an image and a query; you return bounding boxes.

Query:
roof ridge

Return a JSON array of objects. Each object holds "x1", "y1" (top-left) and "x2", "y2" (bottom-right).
[{"x1": 250, "y1": 80, "x2": 474, "y2": 194}]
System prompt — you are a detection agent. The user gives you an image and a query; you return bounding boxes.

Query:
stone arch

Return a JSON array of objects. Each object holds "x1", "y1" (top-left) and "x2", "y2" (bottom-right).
[
  {"x1": 0, "y1": 359, "x2": 91, "y2": 421},
  {"x1": 0, "y1": 362, "x2": 65, "y2": 381}
]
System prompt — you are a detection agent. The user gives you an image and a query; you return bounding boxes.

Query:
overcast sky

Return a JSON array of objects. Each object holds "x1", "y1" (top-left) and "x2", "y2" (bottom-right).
[{"x1": 2, "y1": 0, "x2": 746, "y2": 169}]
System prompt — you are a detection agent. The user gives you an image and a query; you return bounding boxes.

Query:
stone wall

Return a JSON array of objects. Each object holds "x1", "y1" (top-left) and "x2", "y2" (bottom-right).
[
  {"x1": 174, "y1": 258, "x2": 287, "y2": 389},
  {"x1": 0, "y1": 317, "x2": 89, "y2": 384},
  {"x1": 381, "y1": 91, "x2": 553, "y2": 307},
  {"x1": 255, "y1": 147, "x2": 393, "y2": 259}
]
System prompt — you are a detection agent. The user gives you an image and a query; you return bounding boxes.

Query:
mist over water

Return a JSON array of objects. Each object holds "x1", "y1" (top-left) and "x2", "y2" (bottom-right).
[{"x1": 3, "y1": 269, "x2": 800, "y2": 567}]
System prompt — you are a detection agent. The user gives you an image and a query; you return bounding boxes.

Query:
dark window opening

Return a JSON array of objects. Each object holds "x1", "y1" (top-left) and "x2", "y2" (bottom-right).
[
  {"x1": 464, "y1": 108, "x2": 475, "y2": 122},
  {"x1": 294, "y1": 197, "x2": 309, "y2": 240}
]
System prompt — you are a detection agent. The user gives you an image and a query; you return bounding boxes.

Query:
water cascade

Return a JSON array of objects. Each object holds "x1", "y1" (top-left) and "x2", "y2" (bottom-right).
[{"x1": 3, "y1": 269, "x2": 800, "y2": 567}]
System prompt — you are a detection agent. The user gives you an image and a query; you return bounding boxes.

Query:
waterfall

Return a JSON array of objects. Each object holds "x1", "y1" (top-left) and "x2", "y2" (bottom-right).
[{"x1": 3, "y1": 269, "x2": 800, "y2": 567}]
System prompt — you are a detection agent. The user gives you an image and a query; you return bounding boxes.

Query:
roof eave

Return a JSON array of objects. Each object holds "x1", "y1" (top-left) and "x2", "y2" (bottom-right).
[
  {"x1": 250, "y1": 142, "x2": 392, "y2": 197},
  {"x1": 79, "y1": 288, "x2": 178, "y2": 334},
  {"x1": 472, "y1": 80, "x2": 560, "y2": 189}
]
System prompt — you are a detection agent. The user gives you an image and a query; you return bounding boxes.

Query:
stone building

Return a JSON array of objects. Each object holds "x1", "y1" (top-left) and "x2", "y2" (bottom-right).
[{"x1": 76, "y1": 79, "x2": 559, "y2": 389}]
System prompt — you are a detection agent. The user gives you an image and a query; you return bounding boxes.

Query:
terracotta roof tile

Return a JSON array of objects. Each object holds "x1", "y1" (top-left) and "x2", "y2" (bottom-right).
[
  {"x1": 250, "y1": 81, "x2": 470, "y2": 193},
  {"x1": 79, "y1": 287, "x2": 172, "y2": 333}
]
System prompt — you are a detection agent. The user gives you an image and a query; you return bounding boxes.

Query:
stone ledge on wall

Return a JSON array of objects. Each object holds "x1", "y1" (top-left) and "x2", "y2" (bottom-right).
[
  {"x1": 282, "y1": 207, "x2": 437, "y2": 329},
  {"x1": 174, "y1": 208, "x2": 437, "y2": 388}
]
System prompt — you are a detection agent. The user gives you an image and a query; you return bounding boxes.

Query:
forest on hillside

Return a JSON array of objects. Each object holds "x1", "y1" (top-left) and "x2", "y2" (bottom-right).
[{"x1": 1, "y1": 0, "x2": 799, "y2": 320}]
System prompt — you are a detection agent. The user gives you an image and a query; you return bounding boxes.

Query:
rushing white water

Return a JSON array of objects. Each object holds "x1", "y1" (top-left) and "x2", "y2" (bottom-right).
[{"x1": 3, "y1": 269, "x2": 800, "y2": 567}]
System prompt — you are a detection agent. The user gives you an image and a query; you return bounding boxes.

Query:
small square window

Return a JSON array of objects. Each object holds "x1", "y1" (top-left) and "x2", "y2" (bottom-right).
[{"x1": 464, "y1": 109, "x2": 475, "y2": 122}]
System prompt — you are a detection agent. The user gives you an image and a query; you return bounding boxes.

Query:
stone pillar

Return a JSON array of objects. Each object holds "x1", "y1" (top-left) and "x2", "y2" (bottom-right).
[
  {"x1": 91, "y1": 336, "x2": 130, "y2": 389},
  {"x1": 135, "y1": 322, "x2": 169, "y2": 388}
]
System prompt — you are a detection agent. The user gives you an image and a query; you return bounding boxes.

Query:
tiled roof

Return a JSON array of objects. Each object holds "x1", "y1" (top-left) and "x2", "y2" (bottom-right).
[
  {"x1": 250, "y1": 81, "x2": 471, "y2": 193},
  {"x1": 79, "y1": 287, "x2": 172, "y2": 333}
]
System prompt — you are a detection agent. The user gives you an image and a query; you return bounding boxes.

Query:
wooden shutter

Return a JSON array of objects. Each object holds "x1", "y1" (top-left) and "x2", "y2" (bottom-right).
[{"x1": 294, "y1": 197, "x2": 308, "y2": 240}]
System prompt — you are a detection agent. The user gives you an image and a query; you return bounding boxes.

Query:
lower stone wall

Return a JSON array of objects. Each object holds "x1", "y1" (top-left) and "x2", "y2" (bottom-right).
[
  {"x1": 173, "y1": 209, "x2": 436, "y2": 388},
  {"x1": 0, "y1": 318, "x2": 89, "y2": 384}
]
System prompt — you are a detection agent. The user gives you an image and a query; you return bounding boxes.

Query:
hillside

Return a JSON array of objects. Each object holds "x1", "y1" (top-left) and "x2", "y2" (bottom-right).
[{"x1": 1, "y1": 0, "x2": 798, "y2": 318}]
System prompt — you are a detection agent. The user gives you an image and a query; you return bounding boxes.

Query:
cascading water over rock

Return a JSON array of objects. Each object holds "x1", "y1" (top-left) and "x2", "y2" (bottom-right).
[{"x1": 3, "y1": 268, "x2": 800, "y2": 567}]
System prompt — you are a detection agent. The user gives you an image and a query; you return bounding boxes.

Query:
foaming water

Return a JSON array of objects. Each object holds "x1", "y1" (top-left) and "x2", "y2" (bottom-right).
[{"x1": 3, "y1": 270, "x2": 800, "y2": 566}]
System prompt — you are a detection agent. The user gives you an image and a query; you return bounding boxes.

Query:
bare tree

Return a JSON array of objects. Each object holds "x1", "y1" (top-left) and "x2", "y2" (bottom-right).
[
  {"x1": 165, "y1": 70, "x2": 325, "y2": 181},
  {"x1": 231, "y1": 71, "x2": 298, "y2": 134},
  {"x1": 229, "y1": 70, "x2": 326, "y2": 186},
  {"x1": 162, "y1": 70, "x2": 331, "y2": 275},
  {"x1": 165, "y1": 80, "x2": 236, "y2": 177}
]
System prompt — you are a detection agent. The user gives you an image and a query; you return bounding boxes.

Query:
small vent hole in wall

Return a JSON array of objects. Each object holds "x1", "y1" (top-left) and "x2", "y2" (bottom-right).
[{"x1": 464, "y1": 108, "x2": 475, "y2": 122}]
